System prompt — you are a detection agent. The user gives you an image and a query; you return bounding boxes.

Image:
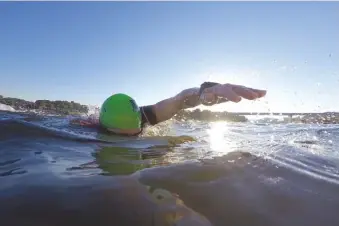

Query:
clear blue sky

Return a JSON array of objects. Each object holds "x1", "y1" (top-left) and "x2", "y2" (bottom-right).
[{"x1": 1, "y1": 2, "x2": 338, "y2": 113}]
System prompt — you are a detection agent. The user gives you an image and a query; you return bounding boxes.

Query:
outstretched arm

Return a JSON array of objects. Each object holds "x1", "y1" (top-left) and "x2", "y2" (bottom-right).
[
  {"x1": 151, "y1": 87, "x2": 202, "y2": 123},
  {"x1": 151, "y1": 82, "x2": 267, "y2": 124}
]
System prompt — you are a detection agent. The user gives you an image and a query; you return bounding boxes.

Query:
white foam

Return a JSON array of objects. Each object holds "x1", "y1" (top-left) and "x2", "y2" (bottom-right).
[
  {"x1": 87, "y1": 105, "x2": 100, "y2": 117},
  {"x1": 0, "y1": 103, "x2": 15, "y2": 112}
]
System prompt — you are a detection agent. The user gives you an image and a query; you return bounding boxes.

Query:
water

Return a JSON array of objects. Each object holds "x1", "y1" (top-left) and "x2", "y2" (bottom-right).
[{"x1": 1, "y1": 110, "x2": 339, "y2": 226}]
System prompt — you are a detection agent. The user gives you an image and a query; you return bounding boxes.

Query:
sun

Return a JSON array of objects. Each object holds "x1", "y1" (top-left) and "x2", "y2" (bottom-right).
[{"x1": 206, "y1": 121, "x2": 236, "y2": 155}]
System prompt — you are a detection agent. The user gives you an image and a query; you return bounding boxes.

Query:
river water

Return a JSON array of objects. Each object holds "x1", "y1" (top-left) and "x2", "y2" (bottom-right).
[{"x1": 1, "y1": 110, "x2": 339, "y2": 226}]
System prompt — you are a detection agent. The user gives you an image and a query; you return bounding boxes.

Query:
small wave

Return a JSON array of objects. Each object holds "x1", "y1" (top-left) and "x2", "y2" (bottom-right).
[
  {"x1": 0, "y1": 119, "x2": 106, "y2": 143},
  {"x1": 0, "y1": 103, "x2": 15, "y2": 112},
  {"x1": 0, "y1": 159, "x2": 21, "y2": 166},
  {"x1": 294, "y1": 140, "x2": 318, "y2": 145},
  {"x1": 0, "y1": 114, "x2": 198, "y2": 150},
  {"x1": 0, "y1": 168, "x2": 27, "y2": 177},
  {"x1": 317, "y1": 127, "x2": 339, "y2": 136}
]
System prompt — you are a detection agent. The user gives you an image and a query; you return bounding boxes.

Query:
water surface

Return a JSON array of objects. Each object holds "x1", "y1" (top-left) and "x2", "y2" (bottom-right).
[{"x1": 1, "y1": 111, "x2": 339, "y2": 226}]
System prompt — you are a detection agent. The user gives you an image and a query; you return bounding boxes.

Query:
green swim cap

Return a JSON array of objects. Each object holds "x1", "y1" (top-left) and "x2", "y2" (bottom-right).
[{"x1": 99, "y1": 93, "x2": 141, "y2": 130}]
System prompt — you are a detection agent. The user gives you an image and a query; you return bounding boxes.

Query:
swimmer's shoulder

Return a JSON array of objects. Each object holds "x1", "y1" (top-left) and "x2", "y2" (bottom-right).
[{"x1": 140, "y1": 105, "x2": 158, "y2": 127}]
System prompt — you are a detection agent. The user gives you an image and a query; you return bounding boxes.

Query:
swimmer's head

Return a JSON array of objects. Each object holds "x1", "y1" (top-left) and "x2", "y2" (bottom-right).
[{"x1": 99, "y1": 93, "x2": 142, "y2": 136}]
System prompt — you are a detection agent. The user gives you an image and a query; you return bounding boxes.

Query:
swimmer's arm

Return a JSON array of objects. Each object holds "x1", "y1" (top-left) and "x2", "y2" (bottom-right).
[
  {"x1": 70, "y1": 114, "x2": 100, "y2": 127},
  {"x1": 151, "y1": 82, "x2": 267, "y2": 124},
  {"x1": 151, "y1": 87, "x2": 202, "y2": 123}
]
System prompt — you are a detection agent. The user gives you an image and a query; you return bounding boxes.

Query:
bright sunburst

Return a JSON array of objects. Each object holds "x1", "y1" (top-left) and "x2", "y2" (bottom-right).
[{"x1": 207, "y1": 121, "x2": 236, "y2": 154}]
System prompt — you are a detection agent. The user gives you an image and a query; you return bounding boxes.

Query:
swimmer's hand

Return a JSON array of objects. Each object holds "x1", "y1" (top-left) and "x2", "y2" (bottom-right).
[
  {"x1": 199, "y1": 82, "x2": 266, "y2": 105},
  {"x1": 70, "y1": 115, "x2": 99, "y2": 127},
  {"x1": 151, "y1": 82, "x2": 266, "y2": 124}
]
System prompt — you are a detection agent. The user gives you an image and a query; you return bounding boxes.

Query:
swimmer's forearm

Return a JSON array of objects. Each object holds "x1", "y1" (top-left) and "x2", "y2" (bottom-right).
[
  {"x1": 153, "y1": 87, "x2": 201, "y2": 123},
  {"x1": 152, "y1": 96, "x2": 181, "y2": 123}
]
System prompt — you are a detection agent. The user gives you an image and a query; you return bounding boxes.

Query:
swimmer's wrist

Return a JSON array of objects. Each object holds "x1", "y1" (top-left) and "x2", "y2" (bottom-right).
[
  {"x1": 175, "y1": 87, "x2": 201, "y2": 109},
  {"x1": 199, "y1": 82, "x2": 220, "y2": 95},
  {"x1": 199, "y1": 82, "x2": 222, "y2": 105}
]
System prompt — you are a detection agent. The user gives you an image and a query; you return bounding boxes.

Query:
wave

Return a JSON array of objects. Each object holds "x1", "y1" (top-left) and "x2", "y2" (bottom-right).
[
  {"x1": 0, "y1": 118, "x2": 109, "y2": 143},
  {"x1": 0, "y1": 103, "x2": 15, "y2": 112},
  {"x1": 0, "y1": 115, "x2": 196, "y2": 149}
]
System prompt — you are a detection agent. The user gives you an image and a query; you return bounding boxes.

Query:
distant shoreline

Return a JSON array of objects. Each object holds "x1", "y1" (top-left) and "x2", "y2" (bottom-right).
[
  {"x1": 174, "y1": 109, "x2": 339, "y2": 124},
  {"x1": 0, "y1": 95, "x2": 88, "y2": 116},
  {"x1": 1, "y1": 94, "x2": 338, "y2": 124}
]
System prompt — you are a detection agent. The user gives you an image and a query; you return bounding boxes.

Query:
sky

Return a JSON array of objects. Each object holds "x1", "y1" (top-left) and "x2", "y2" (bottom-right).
[{"x1": 0, "y1": 2, "x2": 338, "y2": 113}]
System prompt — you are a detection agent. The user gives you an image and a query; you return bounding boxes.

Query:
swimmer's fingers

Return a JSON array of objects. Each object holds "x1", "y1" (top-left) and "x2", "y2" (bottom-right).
[
  {"x1": 231, "y1": 86, "x2": 258, "y2": 100},
  {"x1": 251, "y1": 88, "x2": 267, "y2": 98},
  {"x1": 230, "y1": 85, "x2": 267, "y2": 100},
  {"x1": 202, "y1": 83, "x2": 266, "y2": 104},
  {"x1": 204, "y1": 84, "x2": 242, "y2": 103}
]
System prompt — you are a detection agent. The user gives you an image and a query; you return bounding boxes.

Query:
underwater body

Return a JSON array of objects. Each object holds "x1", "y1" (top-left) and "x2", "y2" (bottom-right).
[{"x1": 1, "y1": 110, "x2": 339, "y2": 226}]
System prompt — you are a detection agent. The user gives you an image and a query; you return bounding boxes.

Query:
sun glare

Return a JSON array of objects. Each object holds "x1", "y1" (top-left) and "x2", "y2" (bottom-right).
[{"x1": 207, "y1": 121, "x2": 236, "y2": 155}]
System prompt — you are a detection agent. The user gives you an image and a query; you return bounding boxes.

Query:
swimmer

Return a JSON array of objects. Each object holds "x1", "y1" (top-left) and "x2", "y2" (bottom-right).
[{"x1": 71, "y1": 82, "x2": 266, "y2": 136}]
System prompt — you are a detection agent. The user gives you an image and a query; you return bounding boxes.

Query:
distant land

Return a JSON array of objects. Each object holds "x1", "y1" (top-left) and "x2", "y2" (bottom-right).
[
  {"x1": 1, "y1": 95, "x2": 338, "y2": 124},
  {"x1": 0, "y1": 95, "x2": 88, "y2": 115},
  {"x1": 174, "y1": 109, "x2": 339, "y2": 124},
  {"x1": 174, "y1": 109, "x2": 248, "y2": 122},
  {"x1": 297, "y1": 112, "x2": 339, "y2": 124}
]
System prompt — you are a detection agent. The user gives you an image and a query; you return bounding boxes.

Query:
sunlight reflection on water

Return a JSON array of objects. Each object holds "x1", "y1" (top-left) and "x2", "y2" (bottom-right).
[{"x1": 207, "y1": 122, "x2": 237, "y2": 155}]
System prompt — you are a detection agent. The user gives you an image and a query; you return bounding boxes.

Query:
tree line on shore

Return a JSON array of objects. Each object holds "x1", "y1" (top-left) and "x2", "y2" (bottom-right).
[{"x1": 0, "y1": 95, "x2": 88, "y2": 115}]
